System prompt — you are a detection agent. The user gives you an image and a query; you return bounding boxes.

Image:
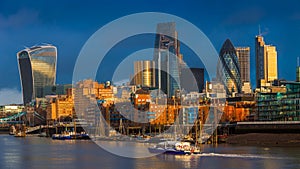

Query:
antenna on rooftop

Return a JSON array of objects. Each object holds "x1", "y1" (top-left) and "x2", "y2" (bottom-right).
[
  {"x1": 258, "y1": 24, "x2": 261, "y2": 36},
  {"x1": 297, "y1": 57, "x2": 299, "y2": 67}
]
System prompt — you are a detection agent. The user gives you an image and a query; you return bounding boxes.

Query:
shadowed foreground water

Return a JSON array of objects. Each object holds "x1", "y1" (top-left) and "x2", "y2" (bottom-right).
[{"x1": 0, "y1": 135, "x2": 300, "y2": 169}]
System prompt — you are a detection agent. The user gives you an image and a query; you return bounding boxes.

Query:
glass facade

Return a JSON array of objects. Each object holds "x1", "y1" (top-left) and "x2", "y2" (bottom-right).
[
  {"x1": 217, "y1": 39, "x2": 242, "y2": 96},
  {"x1": 133, "y1": 60, "x2": 155, "y2": 87},
  {"x1": 18, "y1": 45, "x2": 57, "y2": 105},
  {"x1": 168, "y1": 49, "x2": 180, "y2": 98},
  {"x1": 255, "y1": 35, "x2": 277, "y2": 87},
  {"x1": 43, "y1": 84, "x2": 72, "y2": 95},
  {"x1": 255, "y1": 35, "x2": 265, "y2": 88},
  {"x1": 153, "y1": 22, "x2": 181, "y2": 98},
  {"x1": 256, "y1": 82, "x2": 300, "y2": 121},
  {"x1": 235, "y1": 47, "x2": 250, "y2": 83}
]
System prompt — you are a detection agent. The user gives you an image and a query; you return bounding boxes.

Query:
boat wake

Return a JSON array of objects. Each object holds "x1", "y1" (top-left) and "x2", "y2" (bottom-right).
[{"x1": 196, "y1": 153, "x2": 286, "y2": 159}]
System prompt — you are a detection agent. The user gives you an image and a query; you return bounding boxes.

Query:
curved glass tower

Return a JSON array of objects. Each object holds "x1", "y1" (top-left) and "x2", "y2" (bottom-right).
[
  {"x1": 17, "y1": 45, "x2": 57, "y2": 105},
  {"x1": 217, "y1": 39, "x2": 242, "y2": 96}
]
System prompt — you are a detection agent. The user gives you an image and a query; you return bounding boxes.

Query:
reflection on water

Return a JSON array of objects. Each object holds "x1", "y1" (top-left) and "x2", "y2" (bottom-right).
[
  {"x1": 159, "y1": 155, "x2": 199, "y2": 169},
  {"x1": 0, "y1": 135, "x2": 300, "y2": 169},
  {"x1": 95, "y1": 140, "x2": 157, "y2": 158}
]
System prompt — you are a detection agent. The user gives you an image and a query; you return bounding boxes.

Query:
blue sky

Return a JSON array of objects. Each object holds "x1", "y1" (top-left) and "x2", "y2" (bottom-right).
[{"x1": 1, "y1": 0, "x2": 300, "y2": 104}]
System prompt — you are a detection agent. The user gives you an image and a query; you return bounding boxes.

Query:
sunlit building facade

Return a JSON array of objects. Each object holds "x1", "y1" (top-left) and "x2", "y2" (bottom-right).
[
  {"x1": 133, "y1": 60, "x2": 155, "y2": 87},
  {"x1": 217, "y1": 39, "x2": 242, "y2": 96},
  {"x1": 265, "y1": 45, "x2": 277, "y2": 82},
  {"x1": 17, "y1": 45, "x2": 57, "y2": 105},
  {"x1": 46, "y1": 92, "x2": 74, "y2": 121},
  {"x1": 255, "y1": 35, "x2": 277, "y2": 88}
]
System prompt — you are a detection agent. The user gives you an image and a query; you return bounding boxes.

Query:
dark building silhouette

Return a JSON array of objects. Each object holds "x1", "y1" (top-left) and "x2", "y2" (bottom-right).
[{"x1": 180, "y1": 68, "x2": 204, "y2": 93}]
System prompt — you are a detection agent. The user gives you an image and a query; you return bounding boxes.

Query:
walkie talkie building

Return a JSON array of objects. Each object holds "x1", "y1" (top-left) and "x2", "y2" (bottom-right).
[{"x1": 17, "y1": 44, "x2": 57, "y2": 105}]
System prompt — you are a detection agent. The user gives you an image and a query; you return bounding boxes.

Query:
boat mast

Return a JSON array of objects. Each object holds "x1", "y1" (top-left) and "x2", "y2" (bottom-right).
[
  {"x1": 173, "y1": 96, "x2": 177, "y2": 141},
  {"x1": 74, "y1": 115, "x2": 76, "y2": 139},
  {"x1": 119, "y1": 118, "x2": 124, "y2": 135}
]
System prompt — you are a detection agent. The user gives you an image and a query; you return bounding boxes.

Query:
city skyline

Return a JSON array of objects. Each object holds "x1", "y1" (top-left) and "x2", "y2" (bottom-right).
[
  {"x1": 1, "y1": 2, "x2": 300, "y2": 168},
  {"x1": 1, "y1": 1, "x2": 300, "y2": 105}
]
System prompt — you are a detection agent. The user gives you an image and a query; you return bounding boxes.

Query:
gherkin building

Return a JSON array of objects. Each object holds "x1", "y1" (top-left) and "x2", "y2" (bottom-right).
[{"x1": 217, "y1": 39, "x2": 242, "y2": 96}]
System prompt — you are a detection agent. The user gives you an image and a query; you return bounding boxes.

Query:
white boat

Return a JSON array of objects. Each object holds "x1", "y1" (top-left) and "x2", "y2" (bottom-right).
[
  {"x1": 9, "y1": 125, "x2": 16, "y2": 135},
  {"x1": 52, "y1": 131, "x2": 90, "y2": 140},
  {"x1": 148, "y1": 141, "x2": 201, "y2": 155},
  {"x1": 14, "y1": 131, "x2": 26, "y2": 137}
]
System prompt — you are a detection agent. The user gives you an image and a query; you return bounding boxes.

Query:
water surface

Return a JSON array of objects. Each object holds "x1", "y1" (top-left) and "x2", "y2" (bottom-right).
[{"x1": 0, "y1": 135, "x2": 299, "y2": 169}]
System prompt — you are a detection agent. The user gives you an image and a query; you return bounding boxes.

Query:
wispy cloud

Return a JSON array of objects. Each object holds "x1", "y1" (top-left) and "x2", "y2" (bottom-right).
[
  {"x1": 0, "y1": 88, "x2": 23, "y2": 105},
  {"x1": 260, "y1": 27, "x2": 269, "y2": 36},
  {"x1": 0, "y1": 9, "x2": 39, "y2": 29}
]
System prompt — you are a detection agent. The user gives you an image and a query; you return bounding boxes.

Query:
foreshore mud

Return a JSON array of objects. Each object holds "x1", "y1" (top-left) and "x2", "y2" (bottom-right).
[{"x1": 226, "y1": 133, "x2": 300, "y2": 146}]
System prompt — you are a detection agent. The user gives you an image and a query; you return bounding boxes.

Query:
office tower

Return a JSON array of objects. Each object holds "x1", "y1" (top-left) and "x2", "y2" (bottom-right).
[
  {"x1": 297, "y1": 67, "x2": 300, "y2": 82},
  {"x1": 17, "y1": 44, "x2": 57, "y2": 105},
  {"x1": 255, "y1": 35, "x2": 277, "y2": 87},
  {"x1": 153, "y1": 22, "x2": 181, "y2": 98},
  {"x1": 235, "y1": 47, "x2": 250, "y2": 83},
  {"x1": 297, "y1": 58, "x2": 300, "y2": 82},
  {"x1": 180, "y1": 68, "x2": 204, "y2": 93},
  {"x1": 255, "y1": 35, "x2": 265, "y2": 87},
  {"x1": 217, "y1": 39, "x2": 242, "y2": 96},
  {"x1": 236, "y1": 47, "x2": 252, "y2": 93},
  {"x1": 133, "y1": 60, "x2": 155, "y2": 87},
  {"x1": 265, "y1": 45, "x2": 277, "y2": 81}
]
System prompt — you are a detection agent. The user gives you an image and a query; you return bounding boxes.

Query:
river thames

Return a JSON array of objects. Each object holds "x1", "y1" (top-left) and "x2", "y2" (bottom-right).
[{"x1": 1, "y1": 135, "x2": 300, "y2": 169}]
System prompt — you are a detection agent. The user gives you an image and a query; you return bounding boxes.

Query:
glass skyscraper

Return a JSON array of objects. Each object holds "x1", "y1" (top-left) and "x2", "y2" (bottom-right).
[
  {"x1": 133, "y1": 60, "x2": 155, "y2": 87},
  {"x1": 255, "y1": 35, "x2": 277, "y2": 88},
  {"x1": 235, "y1": 47, "x2": 250, "y2": 83},
  {"x1": 153, "y1": 22, "x2": 181, "y2": 98},
  {"x1": 217, "y1": 39, "x2": 242, "y2": 96},
  {"x1": 17, "y1": 45, "x2": 57, "y2": 105}
]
